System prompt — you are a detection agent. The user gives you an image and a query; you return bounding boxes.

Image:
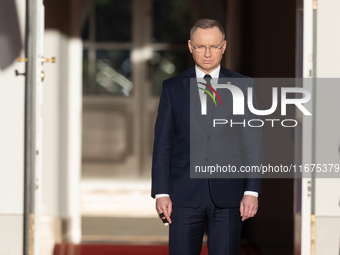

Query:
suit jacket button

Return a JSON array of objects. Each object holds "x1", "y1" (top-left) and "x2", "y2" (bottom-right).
[
  {"x1": 208, "y1": 136, "x2": 212, "y2": 140},
  {"x1": 205, "y1": 157, "x2": 208, "y2": 161}
]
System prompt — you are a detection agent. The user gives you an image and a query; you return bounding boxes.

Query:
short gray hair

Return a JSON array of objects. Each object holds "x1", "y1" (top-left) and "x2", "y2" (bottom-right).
[{"x1": 190, "y1": 19, "x2": 225, "y2": 42}]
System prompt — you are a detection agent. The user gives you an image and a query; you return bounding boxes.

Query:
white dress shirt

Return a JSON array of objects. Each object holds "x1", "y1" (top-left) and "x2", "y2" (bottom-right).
[{"x1": 155, "y1": 65, "x2": 258, "y2": 199}]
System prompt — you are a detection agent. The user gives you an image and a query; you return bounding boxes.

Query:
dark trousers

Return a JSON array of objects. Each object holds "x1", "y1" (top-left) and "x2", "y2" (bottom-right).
[{"x1": 169, "y1": 187, "x2": 243, "y2": 255}]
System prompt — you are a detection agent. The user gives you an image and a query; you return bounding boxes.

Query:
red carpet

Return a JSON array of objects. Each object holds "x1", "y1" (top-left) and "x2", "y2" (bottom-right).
[{"x1": 53, "y1": 243, "x2": 261, "y2": 255}]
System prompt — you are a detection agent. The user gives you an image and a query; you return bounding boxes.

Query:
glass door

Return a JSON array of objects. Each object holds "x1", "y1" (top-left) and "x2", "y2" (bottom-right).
[{"x1": 81, "y1": 0, "x2": 192, "y2": 179}]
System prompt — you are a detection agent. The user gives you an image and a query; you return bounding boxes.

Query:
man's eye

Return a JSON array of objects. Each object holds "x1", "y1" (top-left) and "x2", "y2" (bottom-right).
[
  {"x1": 198, "y1": 46, "x2": 206, "y2": 49},
  {"x1": 210, "y1": 46, "x2": 218, "y2": 49}
]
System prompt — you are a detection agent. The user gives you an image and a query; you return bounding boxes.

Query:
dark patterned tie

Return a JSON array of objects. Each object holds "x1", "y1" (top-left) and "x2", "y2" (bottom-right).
[{"x1": 204, "y1": 74, "x2": 213, "y2": 129}]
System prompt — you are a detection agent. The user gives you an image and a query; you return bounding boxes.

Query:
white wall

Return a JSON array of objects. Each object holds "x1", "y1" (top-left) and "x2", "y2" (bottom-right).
[
  {"x1": 0, "y1": 0, "x2": 26, "y2": 254},
  {"x1": 0, "y1": 1, "x2": 83, "y2": 254}
]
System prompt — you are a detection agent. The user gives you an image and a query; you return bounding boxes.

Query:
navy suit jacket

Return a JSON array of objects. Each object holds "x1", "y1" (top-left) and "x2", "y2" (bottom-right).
[{"x1": 151, "y1": 65, "x2": 263, "y2": 208}]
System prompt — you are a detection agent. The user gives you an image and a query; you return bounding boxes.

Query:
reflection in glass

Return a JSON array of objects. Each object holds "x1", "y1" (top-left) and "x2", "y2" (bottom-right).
[
  {"x1": 153, "y1": 0, "x2": 190, "y2": 43},
  {"x1": 95, "y1": 0, "x2": 132, "y2": 42},
  {"x1": 95, "y1": 50, "x2": 133, "y2": 96},
  {"x1": 151, "y1": 50, "x2": 191, "y2": 95}
]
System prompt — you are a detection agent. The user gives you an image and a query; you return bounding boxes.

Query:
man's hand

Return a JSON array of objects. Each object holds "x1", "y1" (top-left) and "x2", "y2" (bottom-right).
[
  {"x1": 239, "y1": 195, "x2": 258, "y2": 221},
  {"x1": 156, "y1": 196, "x2": 172, "y2": 224}
]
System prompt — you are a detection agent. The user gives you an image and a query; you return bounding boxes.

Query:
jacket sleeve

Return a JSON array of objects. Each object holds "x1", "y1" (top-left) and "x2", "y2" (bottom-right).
[
  {"x1": 242, "y1": 80, "x2": 263, "y2": 194},
  {"x1": 151, "y1": 81, "x2": 175, "y2": 198}
]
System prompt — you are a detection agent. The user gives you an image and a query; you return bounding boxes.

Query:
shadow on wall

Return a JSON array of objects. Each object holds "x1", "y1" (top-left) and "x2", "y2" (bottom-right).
[{"x1": 0, "y1": 0, "x2": 22, "y2": 70}]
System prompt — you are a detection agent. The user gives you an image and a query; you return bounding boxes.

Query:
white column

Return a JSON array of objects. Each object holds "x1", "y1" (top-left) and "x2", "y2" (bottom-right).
[
  {"x1": 59, "y1": 37, "x2": 83, "y2": 243},
  {"x1": 314, "y1": 0, "x2": 340, "y2": 254},
  {"x1": 41, "y1": 30, "x2": 83, "y2": 253}
]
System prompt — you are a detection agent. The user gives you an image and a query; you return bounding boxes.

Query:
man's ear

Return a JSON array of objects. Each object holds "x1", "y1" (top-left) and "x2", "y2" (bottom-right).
[
  {"x1": 188, "y1": 40, "x2": 193, "y2": 53},
  {"x1": 222, "y1": 40, "x2": 227, "y2": 54}
]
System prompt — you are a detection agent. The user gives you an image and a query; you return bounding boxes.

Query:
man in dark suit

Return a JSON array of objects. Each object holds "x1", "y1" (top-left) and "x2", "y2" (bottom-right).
[{"x1": 151, "y1": 19, "x2": 263, "y2": 255}]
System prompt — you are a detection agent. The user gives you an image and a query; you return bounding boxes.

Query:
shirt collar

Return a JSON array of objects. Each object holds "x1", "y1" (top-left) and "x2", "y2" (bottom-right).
[{"x1": 195, "y1": 65, "x2": 220, "y2": 79}]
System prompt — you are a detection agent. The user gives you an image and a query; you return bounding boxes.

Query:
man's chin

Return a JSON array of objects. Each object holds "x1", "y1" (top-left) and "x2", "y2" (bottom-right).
[{"x1": 198, "y1": 64, "x2": 217, "y2": 72}]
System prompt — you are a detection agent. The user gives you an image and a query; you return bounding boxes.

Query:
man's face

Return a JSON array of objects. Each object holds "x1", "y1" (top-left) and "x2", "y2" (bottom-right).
[{"x1": 188, "y1": 27, "x2": 226, "y2": 74}]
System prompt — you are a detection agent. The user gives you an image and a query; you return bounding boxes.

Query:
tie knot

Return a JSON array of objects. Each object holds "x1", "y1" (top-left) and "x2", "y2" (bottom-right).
[
  {"x1": 203, "y1": 75, "x2": 212, "y2": 94},
  {"x1": 204, "y1": 74, "x2": 212, "y2": 91},
  {"x1": 204, "y1": 74, "x2": 212, "y2": 81}
]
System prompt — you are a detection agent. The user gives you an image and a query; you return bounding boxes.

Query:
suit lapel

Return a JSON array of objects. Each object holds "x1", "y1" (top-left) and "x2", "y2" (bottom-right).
[{"x1": 182, "y1": 67, "x2": 207, "y2": 132}]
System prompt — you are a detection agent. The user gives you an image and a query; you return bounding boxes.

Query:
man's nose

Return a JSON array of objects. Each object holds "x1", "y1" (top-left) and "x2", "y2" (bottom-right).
[{"x1": 204, "y1": 48, "x2": 212, "y2": 57}]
